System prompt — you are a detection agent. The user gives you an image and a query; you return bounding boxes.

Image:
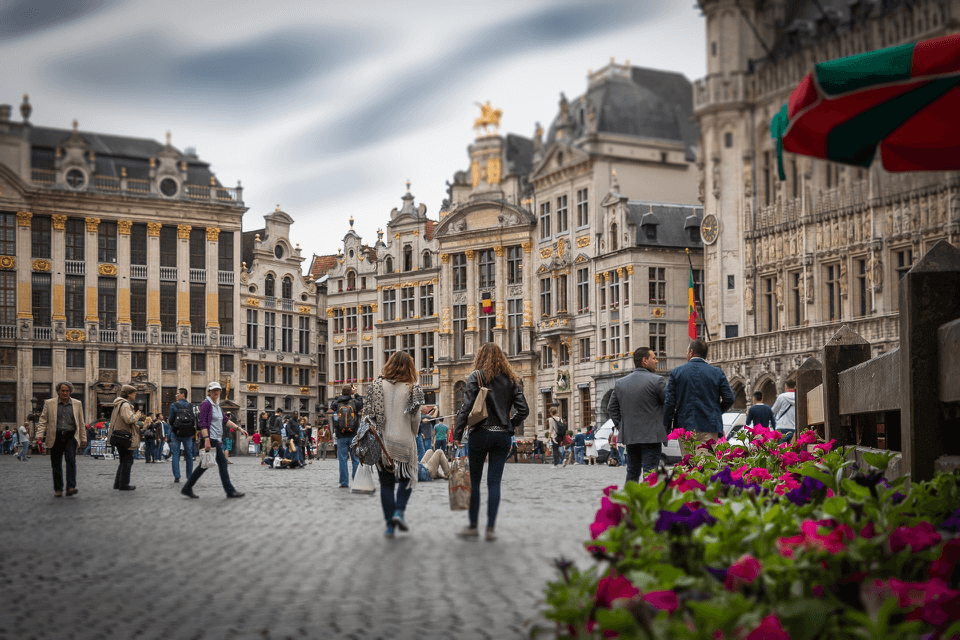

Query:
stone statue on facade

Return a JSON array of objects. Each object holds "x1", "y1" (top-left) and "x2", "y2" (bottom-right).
[
  {"x1": 744, "y1": 275, "x2": 754, "y2": 315},
  {"x1": 872, "y1": 255, "x2": 883, "y2": 293}
]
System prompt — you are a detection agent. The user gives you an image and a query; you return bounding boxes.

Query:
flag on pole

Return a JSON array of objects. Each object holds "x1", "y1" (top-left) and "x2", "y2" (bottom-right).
[{"x1": 687, "y1": 269, "x2": 697, "y2": 340}]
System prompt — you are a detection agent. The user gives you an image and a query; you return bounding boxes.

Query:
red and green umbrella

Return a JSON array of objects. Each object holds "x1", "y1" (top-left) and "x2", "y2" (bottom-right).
[{"x1": 771, "y1": 33, "x2": 960, "y2": 179}]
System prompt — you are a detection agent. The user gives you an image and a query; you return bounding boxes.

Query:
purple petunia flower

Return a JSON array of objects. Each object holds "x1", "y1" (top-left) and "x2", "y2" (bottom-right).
[
  {"x1": 786, "y1": 476, "x2": 827, "y2": 506},
  {"x1": 942, "y1": 508, "x2": 960, "y2": 533},
  {"x1": 655, "y1": 504, "x2": 717, "y2": 533}
]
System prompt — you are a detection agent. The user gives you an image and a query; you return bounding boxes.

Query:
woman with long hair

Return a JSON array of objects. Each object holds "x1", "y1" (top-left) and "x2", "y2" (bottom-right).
[
  {"x1": 363, "y1": 351, "x2": 424, "y2": 538},
  {"x1": 454, "y1": 342, "x2": 529, "y2": 541}
]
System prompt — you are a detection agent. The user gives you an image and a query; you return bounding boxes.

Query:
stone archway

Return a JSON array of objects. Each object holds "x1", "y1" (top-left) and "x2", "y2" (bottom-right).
[
  {"x1": 731, "y1": 381, "x2": 748, "y2": 411},
  {"x1": 759, "y1": 378, "x2": 778, "y2": 406}
]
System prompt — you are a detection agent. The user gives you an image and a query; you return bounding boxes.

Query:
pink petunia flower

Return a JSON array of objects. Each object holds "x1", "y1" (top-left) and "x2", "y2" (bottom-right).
[
  {"x1": 590, "y1": 496, "x2": 626, "y2": 539},
  {"x1": 731, "y1": 464, "x2": 749, "y2": 481},
  {"x1": 724, "y1": 554, "x2": 762, "y2": 592},
  {"x1": 745, "y1": 614, "x2": 790, "y2": 640},
  {"x1": 644, "y1": 472, "x2": 659, "y2": 487},
  {"x1": 814, "y1": 439, "x2": 836, "y2": 453},
  {"x1": 779, "y1": 451, "x2": 801, "y2": 468},
  {"x1": 888, "y1": 521, "x2": 943, "y2": 554},
  {"x1": 746, "y1": 468, "x2": 772, "y2": 482},
  {"x1": 799, "y1": 451, "x2": 816, "y2": 463},
  {"x1": 667, "y1": 428, "x2": 693, "y2": 441},
  {"x1": 670, "y1": 474, "x2": 706, "y2": 492},
  {"x1": 595, "y1": 573, "x2": 640, "y2": 609},
  {"x1": 930, "y1": 538, "x2": 960, "y2": 581},
  {"x1": 778, "y1": 519, "x2": 854, "y2": 557},
  {"x1": 642, "y1": 590, "x2": 679, "y2": 613},
  {"x1": 797, "y1": 430, "x2": 818, "y2": 446}
]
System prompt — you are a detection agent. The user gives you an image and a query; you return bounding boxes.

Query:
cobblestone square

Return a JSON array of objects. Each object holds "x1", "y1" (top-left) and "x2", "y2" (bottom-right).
[{"x1": 0, "y1": 454, "x2": 624, "y2": 640}]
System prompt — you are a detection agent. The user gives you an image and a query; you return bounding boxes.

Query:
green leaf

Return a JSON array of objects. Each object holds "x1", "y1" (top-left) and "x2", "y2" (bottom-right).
[
  {"x1": 799, "y1": 466, "x2": 836, "y2": 491},
  {"x1": 861, "y1": 450, "x2": 896, "y2": 471},
  {"x1": 594, "y1": 607, "x2": 637, "y2": 634},
  {"x1": 763, "y1": 503, "x2": 782, "y2": 523},
  {"x1": 624, "y1": 570, "x2": 658, "y2": 591},
  {"x1": 777, "y1": 598, "x2": 834, "y2": 640},
  {"x1": 823, "y1": 496, "x2": 847, "y2": 517}
]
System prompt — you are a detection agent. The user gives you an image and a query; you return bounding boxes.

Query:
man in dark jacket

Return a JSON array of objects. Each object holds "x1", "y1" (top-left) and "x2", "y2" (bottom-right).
[
  {"x1": 608, "y1": 347, "x2": 667, "y2": 483},
  {"x1": 167, "y1": 388, "x2": 197, "y2": 483},
  {"x1": 663, "y1": 339, "x2": 735, "y2": 458},
  {"x1": 745, "y1": 391, "x2": 776, "y2": 430},
  {"x1": 331, "y1": 385, "x2": 362, "y2": 488},
  {"x1": 267, "y1": 408, "x2": 284, "y2": 453}
]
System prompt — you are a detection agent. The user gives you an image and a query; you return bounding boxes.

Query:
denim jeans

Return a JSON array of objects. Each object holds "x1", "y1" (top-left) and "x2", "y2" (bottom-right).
[
  {"x1": 50, "y1": 432, "x2": 77, "y2": 491},
  {"x1": 467, "y1": 428, "x2": 512, "y2": 529},
  {"x1": 552, "y1": 440, "x2": 563, "y2": 466},
  {"x1": 434, "y1": 440, "x2": 447, "y2": 455},
  {"x1": 83, "y1": 440, "x2": 93, "y2": 456},
  {"x1": 337, "y1": 437, "x2": 359, "y2": 487},
  {"x1": 169, "y1": 435, "x2": 196, "y2": 480},
  {"x1": 114, "y1": 444, "x2": 135, "y2": 489},
  {"x1": 574, "y1": 446, "x2": 585, "y2": 464},
  {"x1": 625, "y1": 442, "x2": 662, "y2": 484},
  {"x1": 184, "y1": 439, "x2": 236, "y2": 495},
  {"x1": 376, "y1": 466, "x2": 412, "y2": 523},
  {"x1": 144, "y1": 438, "x2": 157, "y2": 462},
  {"x1": 17, "y1": 439, "x2": 29, "y2": 461}
]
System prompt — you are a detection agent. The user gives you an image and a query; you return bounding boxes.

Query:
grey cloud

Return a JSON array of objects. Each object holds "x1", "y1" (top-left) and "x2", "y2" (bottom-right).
[
  {"x1": 303, "y1": 0, "x2": 667, "y2": 156},
  {"x1": 0, "y1": 0, "x2": 117, "y2": 38}
]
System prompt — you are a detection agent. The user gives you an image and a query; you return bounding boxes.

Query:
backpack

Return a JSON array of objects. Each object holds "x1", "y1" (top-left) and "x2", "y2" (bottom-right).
[
  {"x1": 172, "y1": 403, "x2": 197, "y2": 438},
  {"x1": 553, "y1": 417, "x2": 568, "y2": 442},
  {"x1": 337, "y1": 401, "x2": 358, "y2": 436},
  {"x1": 143, "y1": 424, "x2": 157, "y2": 439}
]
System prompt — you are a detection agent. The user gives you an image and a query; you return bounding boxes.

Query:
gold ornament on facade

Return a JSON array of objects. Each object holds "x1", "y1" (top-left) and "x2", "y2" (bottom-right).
[
  {"x1": 473, "y1": 101, "x2": 502, "y2": 135},
  {"x1": 603, "y1": 271, "x2": 611, "y2": 281},
  {"x1": 149, "y1": 157, "x2": 156, "y2": 168},
  {"x1": 441, "y1": 307, "x2": 451, "y2": 334},
  {"x1": 299, "y1": 305, "x2": 311, "y2": 314},
  {"x1": 98, "y1": 264, "x2": 118, "y2": 276},
  {"x1": 440, "y1": 253, "x2": 450, "y2": 263},
  {"x1": 394, "y1": 233, "x2": 400, "y2": 240},
  {"x1": 523, "y1": 300, "x2": 533, "y2": 326},
  {"x1": 494, "y1": 245, "x2": 504, "y2": 257},
  {"x1": 177, "y1": 225, "x2": 191, "y2": 239},
  {"x1": 246, "y1": 384, "x2": 259, "y2": 391},
  {"x1": 65, "y1": 329, "x2": 85, "y2": 342},
  {"x1": 0, "y1": 256, "x2": 15, "y2": 270},
  {"x1": 247, "y1": 298, "x2": 260, "y2": 307},
  {"x1": 557, "y1": 238, "x2": 565, "y2": 258},
  {"x1": 470, "y1": 160, "x2": 480, "y2": 188},
  {"x1": 206, "y1": 227, "x2": 220, "y2": 241},
  {"x1": 16, "y1": 211, "x2": 32, "y2": 226},
  {"x1": 85, "y1": 217, "x2": 100, "y2": 232},
  {"x1": 652, "y1": 307, "x2": 665, "y2": 318},
  {"x1": 616, "y1": 268, "x2": 623, "y2": 277},
  {"x1": 465, "y1": 249, "x2": 475, "y2": 260},
  {"x1": 32, "y1": 259, "x2": 51, "y2": 272},
  {"x1": 487, "y1": 157, "x2": 501, "y2": 185},
  {"x1": 51, "y1": 215, "x2": 67, "y2": 230},
  {"x1": 121, "y1": 166, "x2": 127, "y2": 178},
  {"x1": 362, "y1": 334, "x2": 372, "y2": 342},
  {"x1": 576, "y1": 236, "x2": 590, "y2": 248},
  {"x1": 522, "y1": 242, "x2": 532, "y2": 253},
  {"x1": 147, "y1": 223, "x2": 162, "y2": 237},
  {"x1": 334, "y1": 337, "x2": 344, "y2": 344},
  {"x1": 371, "y1": 303, "x2": 378, "y2": 312},
  {"x1": 540, "y1": 248, "x2": 552, "y2": 259},
  {"x1": 413, "y1": 230, "x2": 419, "y2": 236},
  {"x1": 625, "y1": 265, "x2": 634, "y2": 275},
  {"x1": 300, "y1": 387, "x2": 310, "y2": 395},
  {"x1": 595, "y1": 274, "x2": 601, "y2": 283}
]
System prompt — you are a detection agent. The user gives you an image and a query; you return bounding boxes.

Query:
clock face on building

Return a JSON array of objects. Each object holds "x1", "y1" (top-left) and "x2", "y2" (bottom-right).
[{"x1": 701, "y1": 214, "x2": 719, "y2": 245}]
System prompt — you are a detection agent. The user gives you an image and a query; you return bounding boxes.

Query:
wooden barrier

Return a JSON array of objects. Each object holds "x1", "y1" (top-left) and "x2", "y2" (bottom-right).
[{"x1": 806, "y1": 385, "x2": 824, "y2": 426}]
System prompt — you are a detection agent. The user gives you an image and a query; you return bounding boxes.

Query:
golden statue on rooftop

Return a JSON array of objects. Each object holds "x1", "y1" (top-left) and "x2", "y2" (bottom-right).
[{"x1": 473, "y1": 101, "x2": 502, "y2": 135}]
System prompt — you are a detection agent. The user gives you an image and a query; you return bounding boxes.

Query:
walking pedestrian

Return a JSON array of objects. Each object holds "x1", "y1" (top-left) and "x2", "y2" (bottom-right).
[
  {"x1": 17, "y1": 423, "x2": 31, "y2": 461},
  {"x1": 35, "y1": 382, "x2": 87, "y2": 497},
  {"x1": 771, "y1": 380, "x2": 797, "y2": 443},
  {"x1": 106, "y1": 384, "x2": 141, "y2": 491},
  {"x1": 547, "y1": 407, "x2": 567, "y2": 468},
  {"x1": 331, "y1": 385, "x2": 362, "y2": 488},
  {"x1": 454, "y1": 343, "x2": 529, "y2": 541},
  {"x1": 142, "y1": 416, "x2": 158, "y2": 463},
  {"x1": 663, "y1": 339, "x2": 735, "y2": 458},
  {"x1": 167, "y1": 388, "x2": 197, "y2": 484},
  {"x1": 745, "y1": 391, "x2": 776, "y2": 430},
  {"x1": 573, "y1": 429, "x2": 586, "y2": 465},
  {"x1": 180, "y1": 382, "x2": 244, "y2": 499},
  {"x1": 362, "y1": 351, "x2": 424, "y2": 538},
  {"x1": 607, "y1": 347, "x2": 668, "y2": 483},
  {"x1": 317, "y1": 422, "x2": 332, "y2": 460},
  {"x1": 433, "y1": 419, "x2": 449, "y2": 456}
]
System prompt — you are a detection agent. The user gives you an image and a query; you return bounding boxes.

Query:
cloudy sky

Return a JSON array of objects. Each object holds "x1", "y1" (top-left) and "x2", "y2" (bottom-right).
[{"x1": 1, "y1": 0, "x2": 706, "y2": 268}]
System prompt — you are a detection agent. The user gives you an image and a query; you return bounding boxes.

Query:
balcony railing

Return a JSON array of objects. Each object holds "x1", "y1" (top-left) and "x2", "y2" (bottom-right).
[
  {"x1": 130, "y1": 265, "x2": 148, "y2": 280},
  {"x1": 0, "y1": 325, "x2": 15, "y2": 339},
  {"x1": 93, "y1": 174, "x2": 120, "y2": 191},
  {"x1": 218, "y1": 271, "x2": 234, "y2": 285},
  {"x1": 191, "y1": 333, "x2": 206, "y2": 346},
  {"x1": 160, "y1": 267, "x2": 177, "y2": 281},
  {"x1": 419, "y1": 373, "x2": 436, "y2": 387},
  {"x1": 263, "y1": 297, "x2": 276, "y2": 309},
  {"x1": 126, "y1": 178, "x2": 150, "y2": 194},
  {"x1": 100, "y1": 330, "x2": 118, "y2": 343},
  {"x1": 132, "y1": 330, "x2": 147, "y2": 344},
  {"x1": 279, "y1": 299, "x2": 294, "y2": 311},
  {"x1": 189, "y1": 269, "x2": 206, "y2": 283},
  {"x1": 33, "y1": 327, "x2": 51, "y2": 340},
  {"x1": 693, "y1": 72, "x2": 748, "y2": 112},
  {"x1": 31, "y1": 168, "x2": 55, "y2": 184},
  {"x1": 220, "y1": 335, "x2": 234, "y2": 347},
  {"x1": 65, "y1": 260, "x2": 85, "y2": 275},
  {"x1": 161, "y1": 332, "x2": 177, "y2": 345}
]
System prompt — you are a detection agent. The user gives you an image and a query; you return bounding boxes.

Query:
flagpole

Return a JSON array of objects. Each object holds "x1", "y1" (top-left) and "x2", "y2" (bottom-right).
[{"x1": 686, "y1": 248, "x2": 712, "y2": 342}]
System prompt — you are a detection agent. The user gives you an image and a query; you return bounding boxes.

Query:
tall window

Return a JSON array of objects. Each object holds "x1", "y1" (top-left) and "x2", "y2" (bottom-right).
[
  {"x1": 263, "y1": 364, "x2": 275, "y2": 383},
  {"x1": 580, "y1": 386, "x2": 592, "y2": 426},
  {"x1": 264, "y1": 274, "x2": 275, "y2": 298},
  {"x1": 64, "y1": 218, "x2": 84, "y2": 261},
  {"x1": 131, "y1": 280, "x2": 147, "y2": 331},
  {"x1": 281, "y1": 277, "x2": 293, "y2": 300},
  {"x1": 826, "y1": 264, "x2": 842, "y2": 321},
  {"x1": 507, "y1": 246, "x2": 522, "y2": 284},
  {"x1": 895, "y1": 248, "x2": 913, "y2": 281},
  {"x1": 478, "y1": 303, "x2": 495, "y2": 344},
  {"x1": 98, "y1": 221, "x2": 117, "y2": 263},
  {"x1": 452, "y1": 253, "x2": 467, "y2": 291},
  {"x1": 99, "y1": 350, "x2": 117, "y2": 370},
  {"x1": 189, "y1": 282, "x2": 205, "y2": 333},
  {"x1": 558, "y1": 342, "x2": 570, "y2": 366},
  {"x1": 346, "y1": 270, "x2": 356, "y2": 291},
  {"x1": 98, "y1": 277, "x2": 116, "y2": 330},
  {"x1": 610, "y1": 325, "x2": 621, "y2": 355},
  {"x1": 692, "y1": 269, "x2": 703, "y2": 308},
  {"x1": 507, "y1": 299, "x2": 522, "y2": 356},
  {"x1": 0, "y1": 212, "x2": 16, "y2": 255},
  {"x1": 556, "y1": 195, "x2": 568, "y2": 233},
  {"x1": 577, "y1": 268, "x2": 589, "y2": 312},
  {"x1": 401, "y1": 287, "x2": 415, "y2": 319},
  {"x1": 610, "y1": 223, "x2": 618, "y2": 251},
  {"x1": 65, "y1": 275, "x2": 84, "y2": 328},
  {"x1": 32, "y1": 215, "x2": 51, "y2": 258},
  {"x1": 299, "y1": 316, "x2": 310, "y2": 353},
  {"x1": 246, "y1": 363, "x2": 258, "y2": 383},
  {"x1": 419, "y1": 284, "x2": 434, "y2": 317},
  {"x1": 540, "y1": 201, "x2": 551, "y2": 239},
  {"x1": 67, "y1": 349, "x2": 84, "y2": 368},
  {"x1": 856, "y1": 258, "x2": 868, "y2": 317},
  {"x1": 361, "y1": 305, "x2": 373, "y2": 330},
  {"x1": 649, "y1": 322, "x2": 666, "y2": 355},
  {"x1": 576, "y1": 188, "x2": 589, "y2": 227},
  {"x1": 762, "y1": 276, "x2": 777, "y2": 332},
  {"x1": 334, "y1": 349, "x2": 345, "y2": 382},
  {"x1": 217, "y1": 231, "x2": 234, "y2": 271},
  {"x1": 385, "y1": 256, "x2": 393, "y2": 274},
  {"x1": 453, "y1": 304, "x2": 467, "y2": 360},
  {"x1": 218, "y1": 285, "x2": 233, "y2": 336},
  {"x1": 790, "y1": 271, "x2": 802, "y2": 327},
  {"x1": 160, "y1": 282, "x2": 176, "y2": 331},
  {"x1": 130, "y1": 223, "x2": 147, "y2": 265},
  {"x1": 477, "y1": 249, "x2": 495, "y2": 288},
  {"x1": 345, "y1": 306, "x2": 357, "y2": 332},
  {"x1": 540, "y1": 345, "x2": 553, "y2": 368},
  {"x1": 0, "y1": 271, "x2": 14, "y2": 326},
  {"x1": 579, "y1": 337, "x2": 591, "y2": 362},
  {"x1": 420, "y1": 332, "x2": 435, "y2": 370},
  {"x1": 401, "y1": 333, "x2": 416, "y2": 360},
  {"x1": 403, "y1": 245, "x2": 413, "y2": 272},
  {"x1": 609, "y1": 271, "x2": 619, "y2": 309},
  {"x1": 539, "y1": 278, "x2": 552, "y2": 317},
  {"x1": 383, "y1": 335, "x2": 397, "y2": 361},
  {"x1": 649, "y1": 267, "x2": 666, "y2": 304},
  {"x1": 382, "y1": 289, "x2": 396, "y2": 321},
  {"x1": 763, "y1": 151, "x2": 771, "y2": 206},
  {"x1": 189, "y1": 228, "x2": 205, "y2": 269},
  {"x1": 556, "y1": 274, "x2": 568, "y2": 313},
  {"x1": 332, "y1": 308, "x2": 343, "y2": 334},
  {"x1": 346, "y1": 348, "x2": 358, "y2": 383},
  {"x1": 32, "y1": 273, "x2": 51, "y2": 327},
  {"x1": 422, "y1": 251, "x2": 432, "y2": 269},
  {"x1": 264, "y1": 312, "x2": 276, "y2": 351},
  {"x1": 159, "y1": 226, "x2": 176, "y2": 267},
  {"x1": 282, "y1": 366, "x2": 293, "y2": 385},
  {"x1": 362, "y1": 346, "x2": 374, "y2": 381},
  {"x1": 623, "y1": 321, "x2": 630, "y2": 352},
  {"x1": 246, "y1": 309, "x2": 258, "y2": 348},
  {"x1": 281, "y1": 314, "x2": 293, "y2": 352}
]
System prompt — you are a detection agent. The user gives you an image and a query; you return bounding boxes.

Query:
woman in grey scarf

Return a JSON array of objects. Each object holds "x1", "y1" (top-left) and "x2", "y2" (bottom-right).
[{"x1": 363, "y1": 351, "x2": 424, "y2": 538}]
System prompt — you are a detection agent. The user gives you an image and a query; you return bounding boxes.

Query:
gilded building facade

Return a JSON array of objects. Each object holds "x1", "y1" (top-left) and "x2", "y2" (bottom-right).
[
  {"x1": 239, "y1": 207, "x2": 322, "y2": 432},
  {"x1": 695, "y1": 0, "x2": 960, "y2": 407},
  {"x1": 0, "y1": 97, "x2": 244, "y2": 427}
]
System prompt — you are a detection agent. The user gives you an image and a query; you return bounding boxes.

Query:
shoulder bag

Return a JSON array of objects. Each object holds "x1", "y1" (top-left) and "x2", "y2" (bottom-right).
[
  {"x1": 109, "y1": 401, "x2": 134, "y2": 448},
  {"x1": 466, "y1": 370, "x2": 489, "y2": 427}
]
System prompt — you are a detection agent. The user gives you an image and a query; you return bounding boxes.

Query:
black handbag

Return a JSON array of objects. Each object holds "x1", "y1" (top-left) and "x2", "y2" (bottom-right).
[{"x1": 109, "y1": 429, "x2": 132, "y2": 448}]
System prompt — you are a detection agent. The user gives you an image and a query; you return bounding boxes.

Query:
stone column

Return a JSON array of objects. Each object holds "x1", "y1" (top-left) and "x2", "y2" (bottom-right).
[
  {"x1": 116, "y1": 220, "x2": 132, "y2": 383},
  {"x1": 438, "y1": 253, "x2": 451, "y2": 360},
  {"x1": 51, "y1": 215, "x2": 67, "y2": 384},
  {"x1": 821, "y1": 325, "x2": 872, "y2": 446},
  {"x1": 146, "y1": 223, "x2": 161, "y2": 343},
  {"x1": 177, "y1": 225, "x2": 191, "y2": 346},
  {"x1": 465, "y1": 249, "x2": 477, "y2": 357},
  {"x1": 493, "y1": 245, "x2": 506, "y2": 349},
  {"x1": 521, "y1": 242, "x2": 533, "y2": 352},
  {"x1": 15, "y1": 211, "x2": 33, "y2": 428},
  {"x1": 206, "y1": 227, "x2": 221, "y2": 354},
  {"x1": 84, "y1": 217, "x2": 100, "y2": 421}
]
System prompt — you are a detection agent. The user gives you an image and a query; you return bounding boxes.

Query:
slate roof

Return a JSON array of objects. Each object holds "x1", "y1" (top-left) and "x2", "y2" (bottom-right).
[
  {"x1": 241, "y1": 229, "x2": 264, "y2": 269},
  {"x1": 627, "y1": 201, "x2": 703, "y2": 250}
]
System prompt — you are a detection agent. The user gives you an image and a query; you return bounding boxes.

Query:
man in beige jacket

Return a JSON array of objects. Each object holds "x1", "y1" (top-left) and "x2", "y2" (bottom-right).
[{"x1": 36, "y1": 382, "x2": 86, "y2": 497}]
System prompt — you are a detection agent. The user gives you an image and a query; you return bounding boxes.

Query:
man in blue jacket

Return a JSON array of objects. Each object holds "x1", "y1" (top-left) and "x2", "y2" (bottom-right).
[
  {"x1": 166, "y1": 388, "x2": 197, "y2": 484},
  {"x1": 663, "y1": 339, "x2": 735, "y2": 458}
]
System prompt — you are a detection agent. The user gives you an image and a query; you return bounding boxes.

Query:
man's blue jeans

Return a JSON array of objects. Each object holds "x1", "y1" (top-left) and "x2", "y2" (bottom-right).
[
  {"x1": 574, "y1": 446, "x2": 585, "y2": 464},
  {"x1": 625, "y1": 442, "x2": 662, "y2": 484},
  {"x1": 337, "y1": 437, "x2": 358, "y2": 487},
  {"x1": 169, "y1": 435, "x2": 196, "y2": 480}
]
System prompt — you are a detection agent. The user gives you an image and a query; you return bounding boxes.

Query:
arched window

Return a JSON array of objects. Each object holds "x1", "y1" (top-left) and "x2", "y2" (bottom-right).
[
  {"x1": 264, "y1": 274, "x2": 275, "y2": 298},
  {"x1": 385, "y1": 256, "x2": 394, "y2": 274},
  {"x1": 610, "y1": 223, "x2": 618, "y2": 251},
  {"x1": 454, "y1": 381, "x2": 466, "y2": 413},
  {"x1": 347, "y1": 270, "x2": 356, "y2": 290},
  {"x1": 422, "y1": 250, "x2": 432, "y2": 269},
  {"x1": 403, "y1": 245, "x2": 413, "y2": 272},
  {"x1": 281, "y1": 276, "x2": 293, "y2": 299}
]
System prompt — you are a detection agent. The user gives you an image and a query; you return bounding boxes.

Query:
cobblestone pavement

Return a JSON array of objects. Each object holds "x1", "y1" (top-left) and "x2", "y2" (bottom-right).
[{"x1": 0, "y1": 454, "x2": 625, "y2": 640}]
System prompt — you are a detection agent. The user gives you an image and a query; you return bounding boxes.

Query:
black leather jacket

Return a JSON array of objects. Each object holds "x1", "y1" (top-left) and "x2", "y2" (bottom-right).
[{"x1": 454, "y1": 370, "x2": 529, "y2": 442}]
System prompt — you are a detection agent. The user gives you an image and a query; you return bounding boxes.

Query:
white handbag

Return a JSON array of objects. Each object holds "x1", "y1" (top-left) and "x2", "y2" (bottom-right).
[
  {"x1": 350, "y1": 463, "x2": 376, "y2": 494},
  {"x1": 199, "y1": 449, "x2": 216, "y2": 469}
]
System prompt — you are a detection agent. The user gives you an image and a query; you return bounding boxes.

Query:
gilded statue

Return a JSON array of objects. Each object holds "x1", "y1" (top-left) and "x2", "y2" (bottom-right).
[{"x1": 473, "y1": 101, "x2": 502, "y2": 135}]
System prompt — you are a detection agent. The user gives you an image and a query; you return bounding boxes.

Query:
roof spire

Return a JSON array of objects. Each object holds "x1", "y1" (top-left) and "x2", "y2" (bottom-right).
[
  {"x1": 20, "y1": 94, "x2": 31, "y2": 122},
  {"x1": 406, "y1": 180, "x2": 411, "y2": 193},
  {"x1": 275, "y1": 204, "x2": 281, "y2": 212},
  {"x1": 72, "y1": 119, "x2": 78, "y2": 134},
  {"x1": 349, "y1": 215, "x2": 354, "y2": 228},
  {"x1": 166, "y1": 130, "x2": 171, "y2": 146}
]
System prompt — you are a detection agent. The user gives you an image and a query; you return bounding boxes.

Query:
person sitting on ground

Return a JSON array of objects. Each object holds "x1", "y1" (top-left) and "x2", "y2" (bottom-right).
[
  {"x1": 262, "y1": 442, "x2": 282, "y2": 467},
  {"x1": 420, "y1": 448, "x2": 450, "y2": 480},
  {"x1": 279, "y1": 439, "x2": 302, "y2": 469}
]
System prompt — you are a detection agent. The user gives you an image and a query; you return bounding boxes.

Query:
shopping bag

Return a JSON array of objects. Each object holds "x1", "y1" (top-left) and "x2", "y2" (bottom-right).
[
  {"x1": 448, "y1": 456, "x2": 471, "y2": 511},
  {"x1": 350, "y1": 463, "x2": 376, "y2": 494},
  {"x1": 162, "y1": 442, "x2": 171, "y2": 457},
  {"x1": 199, "y1": 449, "x2": 216, "y2": 469}
]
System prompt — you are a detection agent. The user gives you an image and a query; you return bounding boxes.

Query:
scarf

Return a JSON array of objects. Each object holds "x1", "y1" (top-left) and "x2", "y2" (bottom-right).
[{"x1": 364, "y1": 377, "x2": 424, "y2": 488}]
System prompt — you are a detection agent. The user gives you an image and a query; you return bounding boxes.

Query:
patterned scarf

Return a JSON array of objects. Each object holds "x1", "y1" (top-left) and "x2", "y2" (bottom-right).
[{"x1": 364, "y1": 377, "x2": 424, "y2": 488}]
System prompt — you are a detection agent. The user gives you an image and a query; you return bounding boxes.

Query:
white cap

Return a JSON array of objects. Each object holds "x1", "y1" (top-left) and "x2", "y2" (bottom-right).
[{"x1": 208, "y1": 381, "x2": 222, "y2": 391}]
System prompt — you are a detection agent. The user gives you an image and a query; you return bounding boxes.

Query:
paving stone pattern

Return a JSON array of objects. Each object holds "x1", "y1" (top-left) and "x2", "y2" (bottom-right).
[{"x1": 0, "y1": 455, "x2": 625, "y2": 640}]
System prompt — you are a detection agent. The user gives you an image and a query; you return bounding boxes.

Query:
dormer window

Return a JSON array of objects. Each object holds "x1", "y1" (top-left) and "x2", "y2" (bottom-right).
[
  {"x1": 282, "y1": 276, "x2": 293, "y2": 299},
  {"x1": 385, "y1": 256, "x2": 393, "y2": 274},
  {"x1": 422, "y1": 250, "x2": 432, "y2": 269},
  {"x1": 640, "y1": 209, "x2": 661, "y2": 243},
  {"x1": 403, "y1": 245, "x2": 413, "y2": 272},
  {"x1": 264, "y1": 274, "x2": 275, "y2": 297},
  {"x1": 610, "y1": 222, "x2": 618, "y2": 250},
  {"x1": 347, "y1": 270, "x2": 356, "y2": 291},
  {"x1": 65, "y1": 168, "x2": 86, "y2": 190},
  {"x1": 645, "y1": 225, "x2": 657, "y2": 240}
]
